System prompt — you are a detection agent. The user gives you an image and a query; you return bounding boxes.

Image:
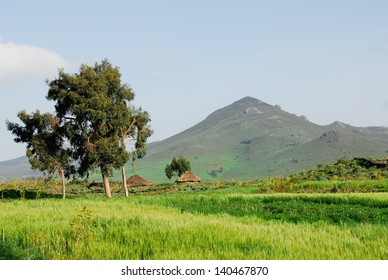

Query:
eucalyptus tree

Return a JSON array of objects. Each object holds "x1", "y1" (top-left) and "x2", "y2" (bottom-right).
[
  {"x1": 118, "y1": 107, "x2": 152, "y2": 197},
  {"x1": 46, "y1": 59, "x2": 147, "y2": 198},
  {"x1": 6, "y1": 110, "x2": 71, "y2": 199}
]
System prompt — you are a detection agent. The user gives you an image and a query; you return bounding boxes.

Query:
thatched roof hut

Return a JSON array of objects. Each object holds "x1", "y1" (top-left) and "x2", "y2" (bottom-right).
[
  {"x1": 176, "y1": 171, "x2": 201, "y2": 184},
  {"x1": 126, "y1": 174, "x2": 154, "y2": 187}
]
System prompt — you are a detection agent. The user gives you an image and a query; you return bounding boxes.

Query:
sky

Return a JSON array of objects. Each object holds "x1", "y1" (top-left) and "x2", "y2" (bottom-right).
[{"x1": 1, "y1": 0, "x2": 388, "y2": 161}]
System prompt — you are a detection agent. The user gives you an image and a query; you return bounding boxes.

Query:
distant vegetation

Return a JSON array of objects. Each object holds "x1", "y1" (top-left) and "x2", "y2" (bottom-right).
[
  {"x1": 1, "y1": 157, "x2": 388, "y2": 199},
  {"x1": 260, "y1": 157, "x2": 388, "y2": 194}
]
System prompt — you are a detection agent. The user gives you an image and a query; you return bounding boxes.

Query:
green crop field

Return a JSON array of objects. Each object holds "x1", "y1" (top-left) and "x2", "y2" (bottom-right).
[{"x1": 0, "y1": 181, "x2": 387, "y2": 260}]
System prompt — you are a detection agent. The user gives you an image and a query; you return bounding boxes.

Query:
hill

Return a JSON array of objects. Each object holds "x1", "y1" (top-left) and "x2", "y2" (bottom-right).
[
  {"x1": 1, "y1": 96, "x2": 388, "y2": 182},
  {"x1": 0, "y1": 156, "x2": 42, "y2": 181},
  {"x1": 131, "y1": 97, "x2": 388, "y2": 182}
]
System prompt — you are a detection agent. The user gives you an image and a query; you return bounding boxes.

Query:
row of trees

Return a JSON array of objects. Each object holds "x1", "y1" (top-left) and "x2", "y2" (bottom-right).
[{"x1": 6, "y1": 60, "x2": 152, "y2": 198}]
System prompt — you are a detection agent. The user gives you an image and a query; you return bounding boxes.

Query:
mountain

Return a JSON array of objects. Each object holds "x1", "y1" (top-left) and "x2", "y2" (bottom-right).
[
  {"x1": 0, "y1": 156, "x2": 42, "y2": 181},
  {"x1": 131, "y1": 97, "x2": 388, "y2": 182},
  {"x1": 1, "y1": 96, "x2": 388, "y2": 182}
]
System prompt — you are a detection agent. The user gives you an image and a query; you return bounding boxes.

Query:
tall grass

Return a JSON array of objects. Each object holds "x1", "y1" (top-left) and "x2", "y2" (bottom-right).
[
  {"x1": 1, "y1": 193, "x2": 387, "y2": 260},
  {"x1": 140, "y1": 193, "x2": 388, "y2": 224}
]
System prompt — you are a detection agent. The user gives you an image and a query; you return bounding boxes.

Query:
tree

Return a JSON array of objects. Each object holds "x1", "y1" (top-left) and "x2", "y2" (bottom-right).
[
  {"x1": 6, "y1": 110, "x2": 71, "y2": 199},
  {"x1": 46, "y1": 59, "x2": 143, "y2": 198},
  {"x1": 118, "y1": 107, "x2": 152, "y2": 197},
  {"x1": 165, "y1": 155, "x2": 191, "y2": 179}
]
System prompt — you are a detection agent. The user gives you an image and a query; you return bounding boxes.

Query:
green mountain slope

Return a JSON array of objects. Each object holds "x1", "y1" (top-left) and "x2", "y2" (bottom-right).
[
  {"x1": 131, "y1": 97, "x2": 388, "y2": 182},
  {"x1": 237, "y1": 128, "x2": 388, "y2": 179}
]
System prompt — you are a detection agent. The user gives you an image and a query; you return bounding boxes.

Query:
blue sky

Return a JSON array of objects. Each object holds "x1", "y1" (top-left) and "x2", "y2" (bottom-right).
[{"x1": 1, "y1": 1, "x2": 388, "y2": 161}]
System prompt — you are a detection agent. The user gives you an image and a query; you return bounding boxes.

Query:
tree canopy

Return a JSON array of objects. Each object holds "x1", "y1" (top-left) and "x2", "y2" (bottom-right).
[
  {"x1": 7, "y1": 59, "x2": 152, "y2": 198},
  {"x1": 165, "y1": 155, "x2": 191, "y2": 179},
  {"x1": 6, "y1": 110, "x2": 71, "y2": 199},
  {"x1": 45, "y1": 59, "x2": 151, "y2": 197}
]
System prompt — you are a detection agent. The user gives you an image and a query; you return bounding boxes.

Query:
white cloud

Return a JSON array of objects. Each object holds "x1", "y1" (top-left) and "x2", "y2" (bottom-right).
[{"x1": 0, "y1": 38, "x2": 69, "y2": 88}]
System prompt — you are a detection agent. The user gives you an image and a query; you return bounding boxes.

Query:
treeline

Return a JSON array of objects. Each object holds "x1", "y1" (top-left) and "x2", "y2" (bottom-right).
[
  {"x1": 6, "y1": 60, "x2": 152, "y2": 198},
  {"x1": 261, "y1": 157, "x2": 388, "y2": 193},
  {"x1": 292, "y1": 157, "x2": 388, "y2": 181}
]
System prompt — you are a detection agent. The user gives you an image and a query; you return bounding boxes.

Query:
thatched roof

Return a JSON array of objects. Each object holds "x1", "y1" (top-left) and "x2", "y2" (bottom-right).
[
  {"x1": 126, "y1": 174, "x2": 154, "y2": 187},
  {"x1": 176, "y1": 171, "x2": 201, "y2": 183}
]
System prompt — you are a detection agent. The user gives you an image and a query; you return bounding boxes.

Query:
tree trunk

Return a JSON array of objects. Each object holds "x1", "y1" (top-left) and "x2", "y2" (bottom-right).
[
  {"x1": 60, "y1": 168, "x2": 66, "y2": 200},
  {"x1": 122, "y1": 165, "x2": 129, "y2": 197},
  {"x1": 102, "y1": 171, "x2": 112, "y2": 198}
]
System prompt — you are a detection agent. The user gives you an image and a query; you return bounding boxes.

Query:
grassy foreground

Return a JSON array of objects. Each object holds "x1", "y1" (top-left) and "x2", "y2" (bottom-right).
[{"x1": 0, "y1": 187, "x2": 387, "y2": 260}]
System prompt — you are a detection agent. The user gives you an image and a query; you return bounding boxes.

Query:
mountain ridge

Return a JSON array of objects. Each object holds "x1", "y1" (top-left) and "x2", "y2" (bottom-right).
[{"x1": 131, "y1": 96, "x2": 388, "y2": 182}]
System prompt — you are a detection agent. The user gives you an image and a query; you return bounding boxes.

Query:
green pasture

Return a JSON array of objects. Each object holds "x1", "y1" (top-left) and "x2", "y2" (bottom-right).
[{"x1": 0, "y1": 184, "x2": 387, "y2": 260}]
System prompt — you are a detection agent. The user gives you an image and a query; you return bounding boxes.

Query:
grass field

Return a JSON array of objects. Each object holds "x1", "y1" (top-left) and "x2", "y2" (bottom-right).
[{"x1": 1, "y1": 182, "x2": 387, "y2": 260}]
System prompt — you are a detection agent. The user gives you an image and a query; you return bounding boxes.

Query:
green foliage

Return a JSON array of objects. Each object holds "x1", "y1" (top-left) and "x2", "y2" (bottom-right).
[
  {"x1": 118, "y1": 106, "x2": 152, "y2": 196},
  {"x1": 126, "y1": 108, "x2": 153, "y2": 162},
  {"x1": 6, "y1": 111, "x2": 70, "y2": 176},
  {"x1": 0, "y1": 241, "x2": 24, "y2": 260},
  {"x1": 164, "y1": 155, "x2": 191, "y2": 179},
  {"x1": 151, "y1": 194, "x2": 388, "y2": 225},
  {"x1": 6, "y1": 59, "x2": 153, "y2": 197},
  {"x1": 6, "y1": 111, "x2": 71, "y2": 198},
  {"x1": 46, "y1": 60, "x2": 131, "y2": 178},
  {"x1": 259, "y1": 157, "x2": 388, "y2": 193},
  {"x1": 299, "y1": 157, "x2": 388, "y2": 181},
  {"x1": 44, "y1": 59, "x2": 151, "y2": 197},
  {"x1": 69, "y1": 206, "x2": 94, "y2": 246}
]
